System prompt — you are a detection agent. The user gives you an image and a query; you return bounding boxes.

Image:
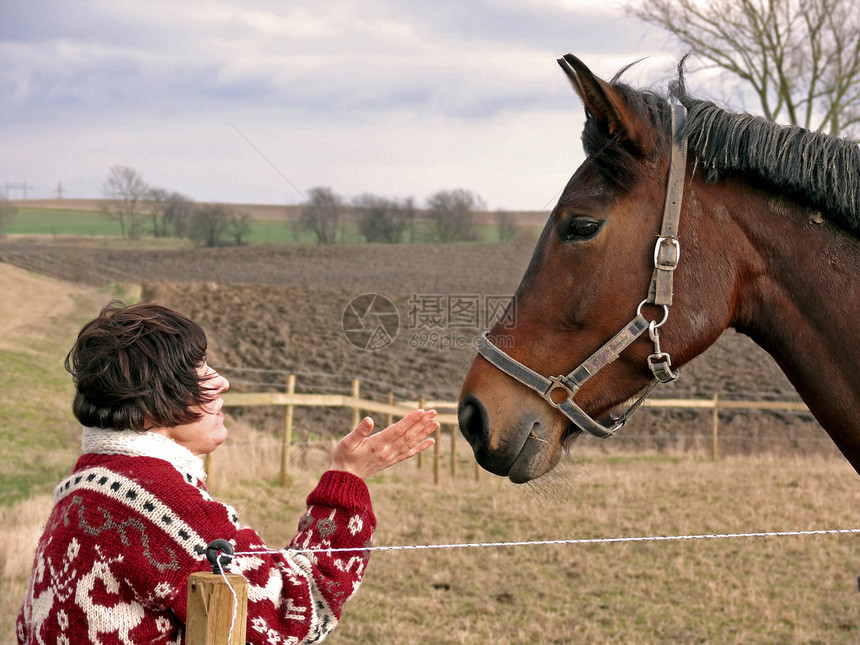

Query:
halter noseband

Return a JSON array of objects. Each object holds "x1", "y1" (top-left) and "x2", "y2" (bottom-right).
[{"x1": 476, "y1": 104, "x2": 688, "y2": 439}]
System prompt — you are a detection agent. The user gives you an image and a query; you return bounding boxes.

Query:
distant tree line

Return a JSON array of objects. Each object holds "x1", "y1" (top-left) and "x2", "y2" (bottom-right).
[
  {"x1": 99, "y1": 165, "x2": 519, "y2": 246},
  {"x1": 101, "y1": 165, "x2": 250, "y2": 246},
  {"x1": 299, "y1": 186, "x2": 517, "y2": 244}
]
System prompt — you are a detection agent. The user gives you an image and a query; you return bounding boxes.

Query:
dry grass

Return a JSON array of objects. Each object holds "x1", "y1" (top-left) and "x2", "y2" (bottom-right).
[
  {"x1": 3, "y1": 442, "x2": 857, "y2": 644},
  {"x1": 0, "y1": 495, "x2": 53, "y2": 580},
  {"x1": 324, "y1": 453, "x2": 858, "y2": 644},
  {"x1": 2, "y1": 261, "x2": 857, "y2": 643},
  {"x1": 218, "y1": 446, "x2": 859, "y2": 644}
]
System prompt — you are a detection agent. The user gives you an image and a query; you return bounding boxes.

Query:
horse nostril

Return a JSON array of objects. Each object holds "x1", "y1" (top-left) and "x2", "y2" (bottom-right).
[{"x1": 458, "y1": 394, "x2": 489, "y2": 448}]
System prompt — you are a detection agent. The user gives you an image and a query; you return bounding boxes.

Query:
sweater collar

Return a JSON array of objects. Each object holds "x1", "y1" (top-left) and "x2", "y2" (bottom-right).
[{"x1": 81, "y1": 426, "x2": 207, "y2": 483}]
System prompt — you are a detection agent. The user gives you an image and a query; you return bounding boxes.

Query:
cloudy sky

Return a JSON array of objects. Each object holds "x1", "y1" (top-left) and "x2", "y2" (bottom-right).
[{"x1": 1, "y1": 0, "x2": 691, "y2": 211}]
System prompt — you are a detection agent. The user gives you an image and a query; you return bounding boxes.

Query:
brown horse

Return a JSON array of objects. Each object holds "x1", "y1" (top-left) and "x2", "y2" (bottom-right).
[{"x1": 458, "y1": 54, "x2": 860, "y2": 483}]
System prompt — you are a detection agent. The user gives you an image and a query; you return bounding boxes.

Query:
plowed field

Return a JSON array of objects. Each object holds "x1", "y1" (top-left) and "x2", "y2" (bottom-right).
[{"x1": 0, "y1": 239, "x2": 827, "y2": 456}]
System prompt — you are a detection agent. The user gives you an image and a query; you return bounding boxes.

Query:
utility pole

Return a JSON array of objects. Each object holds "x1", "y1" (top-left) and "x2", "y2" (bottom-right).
[
  {"x1": 3, "y1": 181, "x2": 34, "y2": 199},
  {"x1": 55, "y1": 181, "x2": 64, "y2": 199}
]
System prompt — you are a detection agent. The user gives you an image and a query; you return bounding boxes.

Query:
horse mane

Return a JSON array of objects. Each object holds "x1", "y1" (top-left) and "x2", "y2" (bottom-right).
[
  {"x1": 668, "y1": 70, "x2": 860, "y2": 236},
  {"x1": 582, "y1": 62, "x2": 860, "y2": 236}
]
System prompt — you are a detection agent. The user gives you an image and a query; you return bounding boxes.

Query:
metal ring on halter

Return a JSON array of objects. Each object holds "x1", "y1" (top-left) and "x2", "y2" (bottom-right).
[
  {"x1": 544, "y1": 375, "x2": 577, "y2": 407},
  {"x1": 636, "y1": 300, "x2": 669, "y2": 328}
]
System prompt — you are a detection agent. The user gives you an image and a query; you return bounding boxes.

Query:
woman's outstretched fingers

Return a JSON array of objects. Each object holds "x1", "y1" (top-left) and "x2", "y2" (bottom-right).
[
  {"x1": 400, "y1": 410, "x2": 439, "y2": 454},
  {"x1": 386, "y1": 409, "x2": 429, "y2": 437},
  {"x1": 389, "y1": 410, "x2": 437, "y2": 451},
  {"x1": 384, "y1": 409, "x2": 436, "y2": 441},
  {"x1": 330, "y1": 409, "x2": 439, "y2": 479}
]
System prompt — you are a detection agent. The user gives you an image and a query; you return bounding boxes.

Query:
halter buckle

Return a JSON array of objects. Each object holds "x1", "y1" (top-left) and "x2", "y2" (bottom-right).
[
  {"x1": 654, "y1": 236, "x2": 680, "y2": 271},
  {"x1": 647, "y1": 353, "x2": 680, "y2": 383}
]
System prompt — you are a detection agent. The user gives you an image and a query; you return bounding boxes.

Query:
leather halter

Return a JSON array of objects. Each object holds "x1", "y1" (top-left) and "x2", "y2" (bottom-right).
[{"x1": 476, "y1": 104, "x2": 688, "y2": 439}]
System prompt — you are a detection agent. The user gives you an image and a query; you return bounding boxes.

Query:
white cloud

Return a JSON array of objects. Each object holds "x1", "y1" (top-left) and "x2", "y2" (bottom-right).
[{"x1": 0, "y1": 0, "x2": 685, "y2": 207}]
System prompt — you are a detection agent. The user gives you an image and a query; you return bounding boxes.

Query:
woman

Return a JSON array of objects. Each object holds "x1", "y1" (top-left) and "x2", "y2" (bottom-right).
[{"x1": 17, "y1": 301, "x2": 438, "y2": 644}]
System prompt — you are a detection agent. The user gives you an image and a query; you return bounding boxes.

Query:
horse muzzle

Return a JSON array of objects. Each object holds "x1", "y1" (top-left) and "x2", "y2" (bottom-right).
[{"x1": 458, "y1": 390, "x2": 568, "y2": 483}]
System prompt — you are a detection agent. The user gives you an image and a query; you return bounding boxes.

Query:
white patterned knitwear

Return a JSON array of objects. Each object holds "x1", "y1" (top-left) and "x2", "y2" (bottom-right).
[{"x1": 17, "y1": 427, "x2": 376, "y2": 644}]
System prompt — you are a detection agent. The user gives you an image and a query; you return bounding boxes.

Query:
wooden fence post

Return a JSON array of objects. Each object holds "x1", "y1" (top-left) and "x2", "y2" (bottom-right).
[
  {"x1": 712, "y1": 394, "x2": 719, "y2": 461},
  {"x1": 450, "y1": 426, "x2": 457, "y2": 479},
  {"x1": 352, "y1": 378, "x2": 361, "y2": 428},
  {"x1": 387, "y1": 392, "x2": 394, "y2": 428},
  {"x1": 186, "y1": 572, "x2": 248, "y2": 645},
  {"x1": 351, "y1": 378, "x2": 361, "y2": 429},
  {"x1": 280, "y1": 374, "x2": 296, "y2": 486},
  {"x1": 433, "y1": 424, "x2": 441, "y2": 485}
]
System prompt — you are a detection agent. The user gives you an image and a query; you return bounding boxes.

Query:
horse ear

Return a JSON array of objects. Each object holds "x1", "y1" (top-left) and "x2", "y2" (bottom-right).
[{"x1": 557, "y1": 54, "x2": 655, "y2": 155}]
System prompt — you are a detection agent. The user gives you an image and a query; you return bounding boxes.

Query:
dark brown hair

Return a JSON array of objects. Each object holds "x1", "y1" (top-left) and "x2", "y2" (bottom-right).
[{"x1": 65, "y1": 301, "x2": 217, "y2": 431}]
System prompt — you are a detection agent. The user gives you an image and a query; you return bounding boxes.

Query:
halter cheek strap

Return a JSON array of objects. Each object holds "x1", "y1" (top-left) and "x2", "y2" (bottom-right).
[
  {"x1": 476, "y1": 104, "x2": 687, "y2": 438},
  {"x1": 649, "y1": 102, "x2": 688, "y2": 307}
]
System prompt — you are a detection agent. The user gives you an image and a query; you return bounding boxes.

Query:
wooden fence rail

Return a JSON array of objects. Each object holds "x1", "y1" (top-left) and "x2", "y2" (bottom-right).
[{"x1": 218, "y1": 378, "x2": 813, "y2": 484}]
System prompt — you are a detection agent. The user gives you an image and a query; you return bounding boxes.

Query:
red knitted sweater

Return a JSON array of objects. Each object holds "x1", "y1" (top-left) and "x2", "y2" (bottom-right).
[{"x1": 16, "y1": 428, "x2": 376, "y2": 644}]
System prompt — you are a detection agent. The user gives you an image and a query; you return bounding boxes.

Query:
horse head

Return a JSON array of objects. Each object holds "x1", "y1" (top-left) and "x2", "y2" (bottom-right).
[{"x1": 458, "y1": 55, "x2": 737, "y2": 483}]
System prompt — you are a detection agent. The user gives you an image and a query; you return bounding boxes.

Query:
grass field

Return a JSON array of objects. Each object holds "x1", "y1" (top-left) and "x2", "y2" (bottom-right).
[
  {"x1": 5, "y1": 207, "x2": 531, "y2": 244},
  {"x1": 2, "y1": 265, "x2": 858, "y2": 644},
  {"x1": 5, "y1": 207, "x2": 125, "y2": 237},
  {"x1": 4, "y1": 207, "x2": 304, "y2": 243}
]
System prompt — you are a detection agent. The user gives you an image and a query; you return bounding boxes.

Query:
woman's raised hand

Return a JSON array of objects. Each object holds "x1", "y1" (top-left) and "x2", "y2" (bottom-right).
[{"x1": 330, "y1": 409, "x2": 439, "y2": 480}]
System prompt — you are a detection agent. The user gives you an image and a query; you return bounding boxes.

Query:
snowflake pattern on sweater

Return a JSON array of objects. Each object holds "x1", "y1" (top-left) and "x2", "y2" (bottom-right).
[{"x1": 17, "y1": 428, "x2": 376, "y2": 645}]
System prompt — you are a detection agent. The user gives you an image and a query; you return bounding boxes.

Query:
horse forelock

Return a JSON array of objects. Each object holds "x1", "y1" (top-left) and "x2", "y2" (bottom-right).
[{"x1": 668, "y1": 80, "x2": 860, "y2": 237}]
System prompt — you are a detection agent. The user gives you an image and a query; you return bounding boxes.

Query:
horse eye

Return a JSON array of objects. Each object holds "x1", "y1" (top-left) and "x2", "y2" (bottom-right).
[{"x1": 563, "y1": 218, "x2": 602, "y2": 241}]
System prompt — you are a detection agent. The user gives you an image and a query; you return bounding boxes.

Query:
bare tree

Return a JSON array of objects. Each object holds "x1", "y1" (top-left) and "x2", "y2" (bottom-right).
[
  {"x1": 101, "y1": 165, "x2": 150, "y2": 239},
  {"x1": 353, "y1": 194, "x2": 414, "y2": 243},
  {"x1": 426, "y1": 189, "x2": 483, "y2": 243},
  {"x1": 148, "y1": 189, "x2": 194, "y2": 239},
  {"x1": 495, "y1": 210, "x2": 517, "y2": 242},
  {"x1": 300, "y1": 187, "x2": 342, "y2": 244},
  {"x1": 225, "y1": 208, "x2": 251, "y2": 246},
  {"x1": 188, "y1": 204, "x2": 229, "y2": 247},
  {"x1": 626, "y1": 0, "x2": 860, "y2": 136},
  {"x1": 187, "y1": 204, "x2": 251, "y2": 247}
]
